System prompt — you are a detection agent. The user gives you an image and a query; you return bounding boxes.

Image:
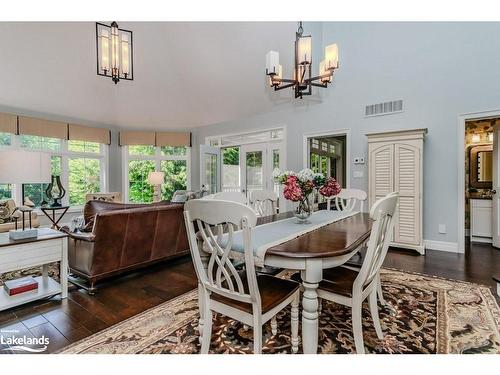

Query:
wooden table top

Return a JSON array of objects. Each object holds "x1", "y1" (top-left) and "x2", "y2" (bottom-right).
[
  {"x1": 257, "y1": 211, "x2": 372, "y2": 259},
  {"x1": 0, "y1": 228, "x2": 67, "y2": 248}
]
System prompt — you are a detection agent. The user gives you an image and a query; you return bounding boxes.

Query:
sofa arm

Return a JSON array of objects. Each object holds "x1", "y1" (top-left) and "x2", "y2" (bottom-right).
[{"x1": 61, "y1": 227, "x2": 96, "y2": 242}]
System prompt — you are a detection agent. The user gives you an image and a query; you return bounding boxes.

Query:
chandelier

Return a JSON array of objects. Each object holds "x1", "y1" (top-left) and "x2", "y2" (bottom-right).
[
  {"x1": 265, "y1": 22, "x2": 339, "y2": 99},
  {"x1": 96, "y1": 22, "x2": 133, "y2": 84}
]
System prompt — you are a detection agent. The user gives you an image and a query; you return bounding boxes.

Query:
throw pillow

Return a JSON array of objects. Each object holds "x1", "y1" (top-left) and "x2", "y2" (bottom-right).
[{"x1": 0, "y1": 201, "x2": 12, "y2": 224}]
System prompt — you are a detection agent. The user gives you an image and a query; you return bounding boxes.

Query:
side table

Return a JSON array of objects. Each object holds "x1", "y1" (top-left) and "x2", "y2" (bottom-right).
[
  {"x1": 40, "y1": 206, "x2": 70, "y2": 230},
  {"x1": 0, "y1": 228, "x2": 68, "y2": 311}
]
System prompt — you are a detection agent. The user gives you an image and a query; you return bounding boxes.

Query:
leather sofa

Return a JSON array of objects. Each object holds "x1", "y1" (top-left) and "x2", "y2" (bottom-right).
[{"x1": 63, "y1": 200, "x2": 189, "y2": 291}]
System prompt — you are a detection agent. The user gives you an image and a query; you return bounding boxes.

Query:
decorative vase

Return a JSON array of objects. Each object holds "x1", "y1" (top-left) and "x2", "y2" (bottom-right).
[
  {"x1": 293, "y1": 194, "x2": 312, "y2": 223},
  {"x1": 45, "y1": 175, "x2": 66, "y2": 207}
]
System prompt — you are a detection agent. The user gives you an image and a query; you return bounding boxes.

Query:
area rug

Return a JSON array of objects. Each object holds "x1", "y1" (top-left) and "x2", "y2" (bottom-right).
[
  {"x1": 0, "y1": 262, "x2": 60, "y2": 286},
  {"x1": 59, "y1": 269, "x2": 500, "y2": 354}
]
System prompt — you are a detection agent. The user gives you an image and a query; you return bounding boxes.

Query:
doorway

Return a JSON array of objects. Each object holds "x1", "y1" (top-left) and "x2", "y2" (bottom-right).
[
  {"x1": 458, "y1": 110, "x2": 500, "y2": 253},
  {"x1": 304, "y1": 131, "x2": 349, "y2": 209},
  {"x1": 203, "y1": 128, "x2": 285, "y2": 210}
]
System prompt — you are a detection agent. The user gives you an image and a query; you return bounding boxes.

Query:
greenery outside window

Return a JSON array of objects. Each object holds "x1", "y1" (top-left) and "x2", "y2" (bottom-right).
[
  {"x1": 0, "y1": 132, "x2": 11, "y2": 146},
  {"x1": 128, "y1": 160, "x2": 155, "y2": 203},
  {"x1": 69, "y1": 158, "x2": 101, "y2": 205},
  {"x1": 20, "y1": 135, "x2": 61, "y2": 151},
  {"x1": 0, "y1": 184, "x2": 12, "y2": 200},
  {"x1": 125, "y1": 145, "x2": 190, "y2": 203}
]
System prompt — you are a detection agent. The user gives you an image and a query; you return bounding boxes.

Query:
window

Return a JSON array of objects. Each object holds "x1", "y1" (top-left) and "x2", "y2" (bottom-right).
[
  {"x1": 23, "y1": 155, "x2": 62, "y2": 207},
  {"x1": 68, "y1": 140, "x2": 101, "y2": 154},
  {"x1": 124, "y1": 145, "x2": 190, "y2": 203},
  {"x1": 3, "y1": 134, "x2": 107, "y2": 208},
  {"x1": 20, "y1": 135, "x2": 61, "y2": 151},
  {"x1": 128, "y1": 160, "x2": 155, "y2": 203},
  {"x1": 68, "y1": 158, "x2": 101, "y2": 205},
  {"x1": 161, "y1": 160, "x2": 187, "y2": 200},
  {"x1": 0, "y1": 184, "x2": 12, "y2": 200},
  {"x1": 0, "y1": 132, "x2": 11, "y2": 146},
  {"x1": 222, "y1": 147, "x2": 240, "y2": 192}
]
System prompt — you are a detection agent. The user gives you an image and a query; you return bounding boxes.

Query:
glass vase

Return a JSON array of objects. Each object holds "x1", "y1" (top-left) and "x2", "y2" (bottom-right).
[{"x1": 293, "y1": 194, "x2": 312, "y2": 223}]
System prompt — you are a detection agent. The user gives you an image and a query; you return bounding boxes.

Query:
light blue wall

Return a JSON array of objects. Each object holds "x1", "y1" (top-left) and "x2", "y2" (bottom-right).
[{"x1": 192, "y1": 22, "x2": 500, "y2": 245}]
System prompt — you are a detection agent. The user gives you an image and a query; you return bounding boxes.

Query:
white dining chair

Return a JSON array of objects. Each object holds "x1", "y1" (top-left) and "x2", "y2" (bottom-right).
[
  {"x1": 249, "y1": 190, "x2": 278, "y2": 217},
  {"x1": 326, "y1": 188, "x2": 367, "y2": 212},
  {"x1": 317, "y1": 193, "x2": 399, "y2": 354},
  {"x1": 201, "y1": 191, "x2": 248, "y2": 205},
  {"x1": 183, "y1": 199, "x2": 300, "y2": 354}
]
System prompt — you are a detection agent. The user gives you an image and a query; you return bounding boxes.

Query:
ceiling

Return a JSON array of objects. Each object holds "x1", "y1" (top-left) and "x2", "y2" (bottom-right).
[{"x1": 0, "y1": 22, "x2": 312, "y2": 130}]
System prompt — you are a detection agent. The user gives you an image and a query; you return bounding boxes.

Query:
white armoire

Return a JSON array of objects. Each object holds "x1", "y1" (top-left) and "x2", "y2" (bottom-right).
[{"x1": 367, "y1": 128, "x2": 427, "y2": 254}]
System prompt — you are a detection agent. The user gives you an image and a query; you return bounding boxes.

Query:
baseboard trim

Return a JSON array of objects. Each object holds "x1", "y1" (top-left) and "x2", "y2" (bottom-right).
[{"x1": 424, "y1": 240, "x2": 461, "y2": 253}]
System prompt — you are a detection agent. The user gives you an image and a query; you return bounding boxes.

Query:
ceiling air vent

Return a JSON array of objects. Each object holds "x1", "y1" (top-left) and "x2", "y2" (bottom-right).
[{"x1": 365, "y1": 100, "x2": 403, "y2": 117}]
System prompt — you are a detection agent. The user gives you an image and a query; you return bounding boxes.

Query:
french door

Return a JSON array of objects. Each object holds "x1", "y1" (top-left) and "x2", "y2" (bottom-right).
[
  {"x1": 199, "y1": 145, "x2": 220, "y2": 194},
  {"x1": 492, "y1": 123, "x2": 500, "y2": 248}
]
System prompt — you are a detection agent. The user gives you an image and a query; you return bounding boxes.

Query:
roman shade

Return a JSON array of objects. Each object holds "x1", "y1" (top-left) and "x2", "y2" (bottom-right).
[
  {"x1": 0, "y1": 113, "x2": 17, "y2": 134},
  {"x1": 18, "y1": 116, "x2": 68, "y2": 139},
  {"x1": 155, "y1": 132, "x2": 191, "y2": 147},
  {"x1": 119, "y1": 131, "x2": 156, "y2": 146},
  {"x1": 69, "y1": 124, "x2": 111, "y2": 145}
]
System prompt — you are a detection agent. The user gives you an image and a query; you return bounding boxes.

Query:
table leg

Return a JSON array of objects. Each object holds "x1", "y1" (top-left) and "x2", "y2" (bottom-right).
[
  {"x1": 60, "y1": 238, "x2": 68, "y2": 299},
  {"x1": 301, "y1": 259, "x2": 322, "y2": 354}
]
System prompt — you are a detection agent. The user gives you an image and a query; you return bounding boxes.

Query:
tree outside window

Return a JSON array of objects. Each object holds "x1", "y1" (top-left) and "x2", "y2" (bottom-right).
[{"x1": 128, "y1": 160, "x2": 155, "y2": 203}]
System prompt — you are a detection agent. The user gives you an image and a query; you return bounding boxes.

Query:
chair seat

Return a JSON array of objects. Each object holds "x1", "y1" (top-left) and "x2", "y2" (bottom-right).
[
  {"x1": 319, "y1": 267, "x2": 360, "y2": 297},
  {"x1": 290, "y1": 266, "x2": 359, "y2": 297},
  {"x1": 212, "y1": 274, "x2": 299, "y2": 314}
]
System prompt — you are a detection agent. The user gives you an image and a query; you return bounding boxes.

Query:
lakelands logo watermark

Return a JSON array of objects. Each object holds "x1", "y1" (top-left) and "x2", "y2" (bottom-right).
[{"x1": 1, "y1": 329, "x2": 49, "y2": 353}]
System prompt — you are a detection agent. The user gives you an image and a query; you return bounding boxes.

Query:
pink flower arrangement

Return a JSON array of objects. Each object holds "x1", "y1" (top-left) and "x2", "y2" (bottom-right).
[
  {"x1": 283, "y1": 175, "x2": 303, "y2": 202},
  {"x1": 274, "y1": 168, "x2": 342, "y2": 202},
  {"x1": 318, "y1": 177, "x2": 342, "y2": 198}
]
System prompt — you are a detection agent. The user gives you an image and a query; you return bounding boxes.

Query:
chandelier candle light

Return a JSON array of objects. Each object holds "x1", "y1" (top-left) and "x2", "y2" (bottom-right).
[
  {"x1": 266, "y1": 22, "x2": 339, "y2": 99},
  {"x1": 273, "y1": 168, "x2": 341, "y2": 223},
  {"x1": 96, "y1": 22, "x2": 134, "y2": 84}
]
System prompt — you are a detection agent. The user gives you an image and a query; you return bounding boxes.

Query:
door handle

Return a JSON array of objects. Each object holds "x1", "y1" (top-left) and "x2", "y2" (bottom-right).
[{"x1": 492, "y1": 190, "x2": 497, "y2": 195}]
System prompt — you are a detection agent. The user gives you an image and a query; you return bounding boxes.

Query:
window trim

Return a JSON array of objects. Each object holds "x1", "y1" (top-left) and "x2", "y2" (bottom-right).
[
  {"x1": 122, "y1": 145, "x2": 191, "y2": 203},
  {"x1": 0, "y1": 135, "x2": 108, "y2": 209}
]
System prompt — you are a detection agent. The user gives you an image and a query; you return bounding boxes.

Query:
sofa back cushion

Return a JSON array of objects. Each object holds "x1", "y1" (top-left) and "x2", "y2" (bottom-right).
[
  {"x1": 90, "y1": 203, "x2": 185, "y2": 275},
  {"x1": 83, "y1": 200, "x2": 170, "y2": 232}
]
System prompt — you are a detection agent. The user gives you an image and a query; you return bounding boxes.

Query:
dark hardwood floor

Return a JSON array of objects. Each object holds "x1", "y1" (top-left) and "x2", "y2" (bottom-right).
[{"x1": 0, "y1": 241, "x2": 498, "y2": 354}]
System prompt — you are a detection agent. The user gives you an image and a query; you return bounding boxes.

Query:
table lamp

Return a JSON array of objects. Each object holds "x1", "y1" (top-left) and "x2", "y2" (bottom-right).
[
  {"x1": 0, "y1": 150, "x2": 51, "y2": 239},
  {"x1": 147, "y1": 171, "x2": 165, "y2": 203}
]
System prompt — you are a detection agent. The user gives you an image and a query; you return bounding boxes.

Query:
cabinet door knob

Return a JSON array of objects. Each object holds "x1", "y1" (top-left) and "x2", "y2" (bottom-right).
[{"x1": 492, "y1": 190, "x2": 497, "y2": 195}]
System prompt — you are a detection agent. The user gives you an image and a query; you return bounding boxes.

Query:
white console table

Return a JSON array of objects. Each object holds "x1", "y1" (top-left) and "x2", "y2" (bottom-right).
[{"x1": 0, "y1": 228, "x2": 68, "y2": 311}]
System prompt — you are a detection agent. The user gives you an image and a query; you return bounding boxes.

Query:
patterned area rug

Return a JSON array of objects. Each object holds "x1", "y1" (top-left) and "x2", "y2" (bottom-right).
[
  {"x1": 59, "y1": 269, "x2": 500, "y2": 354},
  {"x1": 0, "y1": 263, "x2": 60, "y2": 286}
]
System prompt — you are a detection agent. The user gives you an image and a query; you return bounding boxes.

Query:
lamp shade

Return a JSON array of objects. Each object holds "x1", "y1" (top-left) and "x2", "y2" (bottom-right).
[
  {"x1": 0, "y1": 150, "x2": 51, "y2": 184},
  {"x1": 147, "y1": 171, "x2": 165, "y2": 185}
]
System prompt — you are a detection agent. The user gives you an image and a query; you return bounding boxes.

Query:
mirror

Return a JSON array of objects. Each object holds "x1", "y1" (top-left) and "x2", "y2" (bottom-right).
[{"x1": 470, "y1": 144, "x2": 493, "y2": 189}]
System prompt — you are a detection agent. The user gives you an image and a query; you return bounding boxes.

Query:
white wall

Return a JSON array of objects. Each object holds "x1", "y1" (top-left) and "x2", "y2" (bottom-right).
[{"x1": 192, "y1": 22, "x2": 500, "y2": 247}]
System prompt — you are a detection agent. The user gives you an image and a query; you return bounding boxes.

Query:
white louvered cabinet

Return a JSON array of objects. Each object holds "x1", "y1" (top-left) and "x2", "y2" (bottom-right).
[{"x1": 367, "y1": 129, "x2": 427, "y2": 254}]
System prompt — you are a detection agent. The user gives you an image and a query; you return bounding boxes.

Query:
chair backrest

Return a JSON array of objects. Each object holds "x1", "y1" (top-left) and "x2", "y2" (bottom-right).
[
  {"x1": 327, "y1": 189, "x2": 367, "y2": 212},
  {"x1": 201, "y1": 191, "x2": 248, "y2": 205},
  {"x1": 184, "y1": 199, "x2": 260, "y2": 307},
  {"x1": 354, "y1": 192, "x2": 399, "y2": 292},
  {"x1": 249, "y1": 190, "x2": 278, "y2": 217}
]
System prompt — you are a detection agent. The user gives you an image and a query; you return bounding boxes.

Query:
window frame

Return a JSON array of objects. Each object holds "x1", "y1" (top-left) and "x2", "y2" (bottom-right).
[
  {"x1": 122, "y1": 145, "x2": 191, "y2": 203},
  {"x1": 1, "y1": 135, "x2": 108, "y2": 209}
]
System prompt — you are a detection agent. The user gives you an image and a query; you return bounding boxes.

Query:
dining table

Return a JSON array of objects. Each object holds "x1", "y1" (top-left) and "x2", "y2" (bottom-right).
[
  {"x1": 196, "y1": 210, "x2": 372, "y2": 354},
  {"x1": 258, "y1": 211, "x2": 372, "y2": 354}
]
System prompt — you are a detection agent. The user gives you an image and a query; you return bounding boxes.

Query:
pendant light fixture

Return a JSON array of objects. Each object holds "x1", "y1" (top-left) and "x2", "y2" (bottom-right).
[
  {"x1": 96, "y1": 22, "x2": 134, "y2": 84},
  {"x1": 265, "y1": 22, "x2": 339, "y2": 99}
]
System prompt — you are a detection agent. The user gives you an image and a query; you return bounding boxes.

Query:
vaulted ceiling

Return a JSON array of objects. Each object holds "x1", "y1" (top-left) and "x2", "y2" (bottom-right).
[{"x1": 0, "y1": 22, "x2": 312, "y2": 130}]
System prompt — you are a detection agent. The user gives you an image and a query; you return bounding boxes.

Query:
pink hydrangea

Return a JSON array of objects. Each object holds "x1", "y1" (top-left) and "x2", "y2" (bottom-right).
[
  {"x1": 319, "y1": 177, "x2": 341, "y2": 197},
  {"x1": 283, "y1": 175, "x2": 304, "y2": 202}
]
